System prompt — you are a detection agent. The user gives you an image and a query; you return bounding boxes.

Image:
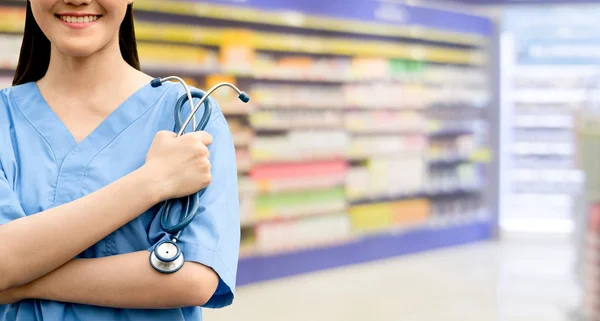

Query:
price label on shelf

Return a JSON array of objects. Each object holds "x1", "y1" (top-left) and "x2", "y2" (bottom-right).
[
  {"x1": 249, "y1": 113, "x2": 274, "y2": 126},
  {"x1": 469, "y1": 148, "x2": 492, "y2": 163}
]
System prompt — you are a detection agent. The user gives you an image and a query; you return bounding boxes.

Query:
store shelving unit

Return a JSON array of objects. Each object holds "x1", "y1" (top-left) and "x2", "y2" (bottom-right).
[
  {"x1": 500, "y1": 9, "x2": 591, "y2": 234},
  {"x1": 0, "y1": 0, "x2": 497, "y2": 285}
]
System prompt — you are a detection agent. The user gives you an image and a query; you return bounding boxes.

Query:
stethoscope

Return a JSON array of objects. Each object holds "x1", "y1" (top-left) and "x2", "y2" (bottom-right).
[{"x1": 148, "y1": 76, "x2": 250, "y2": 274}]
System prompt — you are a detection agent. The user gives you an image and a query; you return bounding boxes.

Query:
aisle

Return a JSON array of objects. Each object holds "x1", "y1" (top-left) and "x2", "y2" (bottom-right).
[{"x1": 205, "y1": 234, "x2": 580, "y2": 321}]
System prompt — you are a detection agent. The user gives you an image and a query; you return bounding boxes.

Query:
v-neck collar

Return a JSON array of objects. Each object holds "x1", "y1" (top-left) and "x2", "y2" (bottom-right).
[{"x1": 13, "y1": 81, "x2": 172, "y2": 163}]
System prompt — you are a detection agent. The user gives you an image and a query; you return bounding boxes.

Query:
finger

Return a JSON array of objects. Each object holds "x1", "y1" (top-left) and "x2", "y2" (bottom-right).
[
  {"x1": 188, "y1": 131, "x2": 213, "y2": 146},
  {"x1": 196, "y1": 142, "x2": 210, "y2": 157},
  {"x1": 155, "y1": 130, "x2": 177, "y2": 140},
  {"x1": 199, "y1": 156, "x2": 212, "y2": 168},
  {"x1": 200, "y1": 132, "x2": 213, "y2": 145}
]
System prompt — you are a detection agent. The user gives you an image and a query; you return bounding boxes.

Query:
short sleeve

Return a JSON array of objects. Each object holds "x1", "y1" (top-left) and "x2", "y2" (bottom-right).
[
  {"x1": 0, "y1": 89, "x2": 26, "y2": 225},
  {"x1": 0, "y1": 167, "x2": 26, "y2": 225},
  {"x1": 147, "y1": 100, "x2": 241, "y2": 309}
]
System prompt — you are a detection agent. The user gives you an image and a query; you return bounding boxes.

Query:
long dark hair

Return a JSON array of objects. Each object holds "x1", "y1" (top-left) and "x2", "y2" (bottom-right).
[{"x1": 12, "y1": 2, "x2": 140, "y2": 86}]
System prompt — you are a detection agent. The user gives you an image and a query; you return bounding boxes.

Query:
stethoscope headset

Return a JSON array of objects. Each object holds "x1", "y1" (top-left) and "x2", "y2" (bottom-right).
[{"x1": 148, "y1": 76, "x2": 250, "y2": 274}]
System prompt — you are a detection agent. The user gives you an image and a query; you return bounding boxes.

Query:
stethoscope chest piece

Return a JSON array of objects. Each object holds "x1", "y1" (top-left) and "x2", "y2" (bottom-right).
[
  {"x1": 150, "y1": 240, "x2": 185, "y2": 274},
  {"x1": 148, "y1": 76, "x2": 250, "y2": 274}
]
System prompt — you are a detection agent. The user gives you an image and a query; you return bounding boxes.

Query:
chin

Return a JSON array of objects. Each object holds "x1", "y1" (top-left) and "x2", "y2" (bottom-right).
[
  {"x1": 60, "y1": 48, "x2": 101, "y2": 58},
  {"x1": 54, "y1": 40, "x2": 109, "y2": 59}
]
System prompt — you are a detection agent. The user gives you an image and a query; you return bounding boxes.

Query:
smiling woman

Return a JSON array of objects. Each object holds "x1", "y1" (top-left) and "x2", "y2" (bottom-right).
[
  {"x1": 0, "y1": 0, "x2": 241, "y2": 321},
  {"x1": 13, "y1": 0, "x2": 139, "y2": 85}
]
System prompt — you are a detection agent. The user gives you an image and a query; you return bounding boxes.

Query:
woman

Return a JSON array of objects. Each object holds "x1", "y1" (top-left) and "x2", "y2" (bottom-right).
[{"x1": 0, "y1": 0, "x2": 241, "y2": 320}]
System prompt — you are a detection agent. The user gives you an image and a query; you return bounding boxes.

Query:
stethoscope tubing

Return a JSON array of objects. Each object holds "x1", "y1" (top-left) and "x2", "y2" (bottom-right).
[{"x1": 149, "y1": 76, "x2": 249, "y2": 273}]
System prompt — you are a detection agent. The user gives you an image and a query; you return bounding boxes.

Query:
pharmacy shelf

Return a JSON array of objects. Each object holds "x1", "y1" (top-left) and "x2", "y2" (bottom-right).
[
  {"x1": 241, "y1": 204, "x2": 347, "y2": 228},
  {"x1": 237, "y1": 219, "x2": 494, "y2": 285},
  {"x1": 429, "y1": 128, "x2": 474, "y2": 138},
  {"x1": 428, "y1": 156, "x2": 472, "y2": 166},
  {"x1": 0, "y1": 14, "x2": 488, "y2": 65},
  {"x1": 145, "y1": 68, "x2": 465, "y2": 86},
  {"x1": 348, "y1": 187, "x2": 482, "y2": 206},
  {"x1": 133, "y1": 0, "x2": 488, "y2": 46},
  {"x1": 0, "y1": 0, "x2": 497, "y2": 286}
]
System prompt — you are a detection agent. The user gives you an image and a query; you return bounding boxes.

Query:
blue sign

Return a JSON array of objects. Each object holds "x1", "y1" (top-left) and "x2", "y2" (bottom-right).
[
  {"x1": 517, "y1": 39, "x2": 600, "y2": 65},
  {"x1": 189, "y1": 0, "x2": 492, "y2": 35},
  {"x1": 503, "y1": 5, "x2": 600, "y2": 33},
  {"x1": 503, "y1": 5, "x2": 600, "y2": 65}
]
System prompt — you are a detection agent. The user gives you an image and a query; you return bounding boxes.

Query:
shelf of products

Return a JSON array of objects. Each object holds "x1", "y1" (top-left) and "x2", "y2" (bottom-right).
[
  {"x1": 500, "y1": 9, "x2": 590, "y2": 233},
  {"x1": 0, "y1": 0, "x2": 496, "y2": 285},
  {"x1": 132, "y1": 0, "x2": 488, "y2": 46}
]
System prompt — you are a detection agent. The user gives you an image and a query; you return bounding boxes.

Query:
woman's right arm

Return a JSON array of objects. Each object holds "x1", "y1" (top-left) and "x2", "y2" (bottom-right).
[{"x1": 0, "y1": 130, "x2": 213, "y2": 292}]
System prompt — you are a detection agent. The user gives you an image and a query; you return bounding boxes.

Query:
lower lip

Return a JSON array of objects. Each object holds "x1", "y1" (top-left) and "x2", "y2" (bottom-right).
[{"x1": 57, "y1": 16, "x2": 100, "y2": 29}]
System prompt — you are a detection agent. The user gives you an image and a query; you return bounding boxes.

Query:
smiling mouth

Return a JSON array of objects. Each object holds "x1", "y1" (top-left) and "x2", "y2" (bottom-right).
[{"x1": 55, "y1": 14, "x2": 102, "y2": 24}]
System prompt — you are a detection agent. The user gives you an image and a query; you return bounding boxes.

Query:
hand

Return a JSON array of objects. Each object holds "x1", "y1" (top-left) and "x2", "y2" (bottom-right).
[{"x1": 143, "y1": 130, "x2": 213, "y2": 201}]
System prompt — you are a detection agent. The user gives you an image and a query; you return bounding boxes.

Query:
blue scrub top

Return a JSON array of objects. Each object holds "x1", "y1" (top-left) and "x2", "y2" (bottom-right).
[{"x1": 0, "y1": 81, "x2": 241, "y2": 321}]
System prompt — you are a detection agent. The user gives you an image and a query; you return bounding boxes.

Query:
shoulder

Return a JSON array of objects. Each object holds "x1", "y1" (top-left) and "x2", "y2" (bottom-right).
[
  {"x1": 0, "y1": 83, "x2": 17, "y2": 111},
  {"x1": 0, "y1": 82, "x2": 32, "y2": 126},
  {"x1": 0, "y1": 81, "x2": 37, "y2": 110},
  {"x1": 0, "y1": 83, "x2": 31, "y2": 171}
]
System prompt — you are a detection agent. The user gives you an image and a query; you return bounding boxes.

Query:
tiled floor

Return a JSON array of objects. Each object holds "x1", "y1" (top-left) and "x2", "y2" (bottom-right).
[{"x1": 204, "y1": 232, "x2": 581, "y2": 321}]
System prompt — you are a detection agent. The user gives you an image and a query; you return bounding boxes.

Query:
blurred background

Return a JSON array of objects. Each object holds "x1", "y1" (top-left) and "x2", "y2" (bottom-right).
[{"x1": 2, "y1": 0, "x2": 600, "y2": 320}]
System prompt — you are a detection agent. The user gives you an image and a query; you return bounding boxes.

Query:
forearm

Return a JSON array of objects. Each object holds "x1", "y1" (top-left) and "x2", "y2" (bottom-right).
[
  {"x1": 0, "y1": 166, "x2": 162, "y2": 291},
  {"x1": 19, "y1": 251, "x2": 219, "y2": 309}
]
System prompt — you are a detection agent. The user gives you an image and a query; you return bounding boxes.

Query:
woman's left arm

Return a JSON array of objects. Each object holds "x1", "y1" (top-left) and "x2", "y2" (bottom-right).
[
  {"x1": 2, "y1": 108, "x2": 241, "y2": 309},
  {"x1": 0, "y1": 251, "x2": 219, "y2": 308}
]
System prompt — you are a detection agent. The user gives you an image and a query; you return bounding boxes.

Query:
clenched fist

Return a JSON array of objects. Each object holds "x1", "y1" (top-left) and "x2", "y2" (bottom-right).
[{"x1": 142, "y1": 130, "x2": 213, "y2": 202}]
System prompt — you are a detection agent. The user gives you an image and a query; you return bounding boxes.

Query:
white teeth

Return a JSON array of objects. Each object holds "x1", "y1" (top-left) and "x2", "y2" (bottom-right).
[{"x1": 60, "y1": 15, "x2": 99, "y2": 23}]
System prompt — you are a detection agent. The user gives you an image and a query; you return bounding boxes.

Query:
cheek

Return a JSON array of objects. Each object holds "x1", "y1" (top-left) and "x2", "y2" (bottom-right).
[
  {"x1": 101, "y1": 0, "x2": 129, "y2": 18},
  {"x1": 29, "y1": 0, "x2": 57, "y2": 32}
]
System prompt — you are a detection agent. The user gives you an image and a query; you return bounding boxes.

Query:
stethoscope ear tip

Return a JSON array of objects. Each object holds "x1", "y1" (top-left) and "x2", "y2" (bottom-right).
[
  {"x1": 151, "y1": 78, "x2": 163, "y2": 88},
  {"x1": 238, "y1": 92, "x2": 250, "y2": 103}
]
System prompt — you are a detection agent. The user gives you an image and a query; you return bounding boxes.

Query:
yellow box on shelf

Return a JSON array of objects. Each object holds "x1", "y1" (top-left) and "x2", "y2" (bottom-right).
[
  {"x1": 349, "y1": 202, "x2": 394, "y2": 232},
  {"x1": 349, "y1": 199, "x2": 431, "y2": 232},
  {"x1": 135, "y1": 22, "x2": 224, "y2": 47},
  {"x1": 219, "y1": 29, "x2": 256, "y2": 74},
  {"x1": 133, "y1": 0, "x2": 486, "y2": 46},
  {"x1": 254, "y1": 211, "x2": 275, "y2": 222},
  {"x1": 0, "y1": 7, "x2": 25, "y2": 33},
  {"x1": 391, "y1": 199, "x2": 430, "y2": 225},
  {"x1": 137, "y1": 42, "x2": 214, "y2": 63},
  {"x1": 133, "y1": 22, "x2": 487, "y2": 65},
  {"x1": 248, "y1": 112, "x2": 274, "y2": 126},
  {"x1": 469, "y1": 148, "x2": 493, "y2": 163},
  {"x1": 250, "y1": 150, "x2": 275, "y2": 162}
]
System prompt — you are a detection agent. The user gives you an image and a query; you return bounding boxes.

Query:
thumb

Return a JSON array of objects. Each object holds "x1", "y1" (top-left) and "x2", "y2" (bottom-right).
[{"x1": 186, "y1": 131, "x2": 213, "y2": 146}]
